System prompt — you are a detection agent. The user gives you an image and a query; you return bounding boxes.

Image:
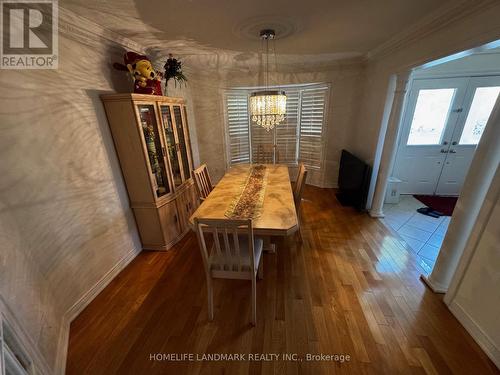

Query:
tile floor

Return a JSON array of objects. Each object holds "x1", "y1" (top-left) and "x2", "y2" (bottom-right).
[{"x1": 380, "y1": 195, "x2": 451, "y2": 274}]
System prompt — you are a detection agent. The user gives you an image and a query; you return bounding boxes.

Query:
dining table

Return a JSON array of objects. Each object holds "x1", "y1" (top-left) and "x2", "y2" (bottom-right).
[{"x1": 189, "y1": 164, "x2": 298, "y2": 249}]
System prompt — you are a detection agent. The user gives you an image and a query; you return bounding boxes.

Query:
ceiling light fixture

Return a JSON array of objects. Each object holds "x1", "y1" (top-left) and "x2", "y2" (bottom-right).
[{"x1": 250, "y1": 29, "x2": 286, "y2": 132}]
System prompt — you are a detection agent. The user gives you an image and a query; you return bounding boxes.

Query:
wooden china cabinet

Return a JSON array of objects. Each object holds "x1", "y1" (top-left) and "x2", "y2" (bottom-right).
[{"x1": 101, "y1": 93, "x2": 198, "y2": 251}]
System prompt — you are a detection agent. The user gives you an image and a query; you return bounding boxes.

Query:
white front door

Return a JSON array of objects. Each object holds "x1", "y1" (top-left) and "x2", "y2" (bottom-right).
[
  {"x1": 394, "y1": 76, "x2": 500, "y2": 196},
  {"x1": 435, "y1": 77, "x2": 500, "y2": 195}
]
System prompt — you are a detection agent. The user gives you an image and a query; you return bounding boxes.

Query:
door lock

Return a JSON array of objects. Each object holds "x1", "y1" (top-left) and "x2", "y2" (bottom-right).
[{"x1": 440, "y1": 149, "x2": 448, "y2": 153}]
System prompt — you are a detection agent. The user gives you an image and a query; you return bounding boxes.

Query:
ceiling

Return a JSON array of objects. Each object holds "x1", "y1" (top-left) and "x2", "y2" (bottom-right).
[{"x1": 64, "y1": 0, "x2": 452, "y2": 57}]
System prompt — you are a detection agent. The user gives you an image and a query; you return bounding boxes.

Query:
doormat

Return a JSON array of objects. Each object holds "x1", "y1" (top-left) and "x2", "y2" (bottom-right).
[{"x1": 413, "y1": 195, "x2": 458, "y2": 216}]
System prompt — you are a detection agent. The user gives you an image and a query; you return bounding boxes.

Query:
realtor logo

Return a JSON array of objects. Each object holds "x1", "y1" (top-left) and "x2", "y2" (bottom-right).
[{"x1": 1, "y1": 0, "x2": 58, "y2": 69}]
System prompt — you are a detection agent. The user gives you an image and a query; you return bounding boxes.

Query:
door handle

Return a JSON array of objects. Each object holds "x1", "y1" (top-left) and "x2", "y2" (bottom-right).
[
  {"x1": 440, "y1": 149, "x2": 448, "y2": 153},
  {"x1": 449, "y1": 149, "x2": 457, "y2": 154}
]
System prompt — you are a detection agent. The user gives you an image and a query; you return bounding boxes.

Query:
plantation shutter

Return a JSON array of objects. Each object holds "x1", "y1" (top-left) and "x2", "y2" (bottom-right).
[
  {"x1": 224, "y1": 84, "x2": 329, "y2": 170},
  {"x1": 225, "y1": 91, "x2": 251, "y2": 164},
  {"x1": 299, "y1": 86, "x2": 329, "y2": 170},
  {"x1": 275, "y1": 88, "x2": 300, "y2": 165}
]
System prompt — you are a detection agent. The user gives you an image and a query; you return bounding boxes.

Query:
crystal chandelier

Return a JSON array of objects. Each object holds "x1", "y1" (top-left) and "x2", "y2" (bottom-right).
[{"x1": 250, "y1": 29, "x2": 286, "y2": 131}]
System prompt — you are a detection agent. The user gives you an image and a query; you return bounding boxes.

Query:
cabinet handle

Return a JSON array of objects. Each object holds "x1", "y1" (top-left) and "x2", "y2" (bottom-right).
[
  {"x1": 174, "y1": 214, "x2": 177, "y2": 222},
  {"x1": 449, "y1": 149, "x2": 457, "y2": 154},
  {"x1": 440, "y1": 149, "x2": 448, "y2": 153}
]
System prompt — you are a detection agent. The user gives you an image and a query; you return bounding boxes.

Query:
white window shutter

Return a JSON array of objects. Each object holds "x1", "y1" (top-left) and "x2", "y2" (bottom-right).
[
  {"x1": 276, "y1": 89, "x2": 300, "y2": 165},
  {"x1": 225, "y1": 91, "x2": 251, "y2": 165},
  {"x1": 299, "y1": 86, "x2": 328, "y2": 170},
  {"x1": 224, "y1": 84, "x2": 330, "y2": 172}
]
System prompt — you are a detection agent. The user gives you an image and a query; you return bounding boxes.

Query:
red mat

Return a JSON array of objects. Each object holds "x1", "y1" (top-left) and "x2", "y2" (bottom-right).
[{"x1": 413, "y1": 195, "x2": 458, "y2": 216}]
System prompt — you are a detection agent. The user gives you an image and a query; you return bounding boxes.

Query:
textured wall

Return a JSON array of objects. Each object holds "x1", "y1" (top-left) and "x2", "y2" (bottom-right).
[{"x1": 0, "y1": 22, "x2": 143, "y2": 371}]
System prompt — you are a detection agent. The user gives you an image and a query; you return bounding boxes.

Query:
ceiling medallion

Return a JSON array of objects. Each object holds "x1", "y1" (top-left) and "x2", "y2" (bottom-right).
[{"x1": 249, "y1": 29, "x2": 286, "y2": 132}]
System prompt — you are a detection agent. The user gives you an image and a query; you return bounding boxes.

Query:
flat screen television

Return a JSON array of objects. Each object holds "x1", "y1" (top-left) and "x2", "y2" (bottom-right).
[{"x1": 336, "y1": 150, "x2": 372, "y2": 211}]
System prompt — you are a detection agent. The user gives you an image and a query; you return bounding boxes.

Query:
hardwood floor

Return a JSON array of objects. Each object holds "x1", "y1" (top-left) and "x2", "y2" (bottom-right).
[{"x1": 66, "y1": 186, "x2": 498, "y2": 374}]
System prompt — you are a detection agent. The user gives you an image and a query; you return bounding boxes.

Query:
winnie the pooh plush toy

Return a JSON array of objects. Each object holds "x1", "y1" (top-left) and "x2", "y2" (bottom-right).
[{"x1": 113, "y1": 52, "x2": 163, "y2": 95}]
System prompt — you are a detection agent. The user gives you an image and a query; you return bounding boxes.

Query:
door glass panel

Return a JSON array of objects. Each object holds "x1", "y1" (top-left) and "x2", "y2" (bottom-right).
[
  {"x1": 160, "y1": 105, "x2": 182, "y2": 187},
  {"x1": 173, "y1": 106, "x2": 191, "y2": 180},
  {"x1": 183, "y1": 106, "x2": 194, "y2": 164},
  {"x1": 459, "y1": 86, "x2": 500, "y2": 145},
  {"x1": 407, "y1": 88, "x2": 455, "y2": 145},
  {"x1": 138, "y1": 105, "x2": 170, "y2": 198}
]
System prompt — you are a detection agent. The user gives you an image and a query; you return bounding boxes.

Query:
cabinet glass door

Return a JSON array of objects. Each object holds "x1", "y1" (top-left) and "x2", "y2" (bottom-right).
[
  {"x1": 137, "y1": 105, "x2": 170, "y2": 198},
  {"x1": 159, "y1": 105, "x2": 183, "y2": 187},
  {"x1": 173, "y1": 105, "x2": 191, "y2": 181}
]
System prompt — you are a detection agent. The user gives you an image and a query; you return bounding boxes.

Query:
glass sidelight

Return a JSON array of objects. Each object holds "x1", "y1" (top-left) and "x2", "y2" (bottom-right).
[{"x1": 137, "y1": 105, "x2": 170, "y2": 198}]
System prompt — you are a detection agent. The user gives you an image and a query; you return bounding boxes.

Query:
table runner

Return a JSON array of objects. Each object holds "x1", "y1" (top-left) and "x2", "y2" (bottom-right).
[{"x1": 225, "y1": 165, "x2": 268, "y2": 219}]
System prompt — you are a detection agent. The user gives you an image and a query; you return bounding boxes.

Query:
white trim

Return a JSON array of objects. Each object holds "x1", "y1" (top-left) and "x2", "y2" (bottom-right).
[
  {"x1": 448, "y1": 301, "x2": 500, "y2": 368},
  {"x1": 54, "y1": 246, "x2": 140, "y2": 375},
  {"x1": 369, "y1": 211, "x2": 384, "y2": 218},
  {"x1": 420, "y1": 275, "x2": 447, "y2": 293},
  {"x1": 412, "y1": 69, "x2": 500, "y2": 80}
]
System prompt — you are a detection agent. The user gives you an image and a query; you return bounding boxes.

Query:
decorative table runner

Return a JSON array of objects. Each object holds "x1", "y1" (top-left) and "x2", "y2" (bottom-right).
[{"x1": 225, "y1": 165, "x2": 268, "y2": 219}]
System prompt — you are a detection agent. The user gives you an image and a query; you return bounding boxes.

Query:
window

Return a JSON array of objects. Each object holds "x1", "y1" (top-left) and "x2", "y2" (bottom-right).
[
  {"x1": 459, "y1": 86, "x2": 500, "y2": 145},
  {"x1": 224, "y1": 83, "x2": 330, "y2": 170},
  {"x1": 406, "y1": 88, "x2": 455, "y2": 145}
]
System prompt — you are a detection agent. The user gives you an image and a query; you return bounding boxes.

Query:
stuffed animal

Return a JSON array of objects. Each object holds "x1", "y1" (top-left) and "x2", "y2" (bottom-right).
[{"x1": 113, "y1": 52, "x2": 163, "y2": 95}]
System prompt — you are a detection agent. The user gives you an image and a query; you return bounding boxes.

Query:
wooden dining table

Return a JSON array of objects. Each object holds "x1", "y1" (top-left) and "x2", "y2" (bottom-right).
[{"x1": 189, "y1": 164, "x2": 298, "y2": 239}]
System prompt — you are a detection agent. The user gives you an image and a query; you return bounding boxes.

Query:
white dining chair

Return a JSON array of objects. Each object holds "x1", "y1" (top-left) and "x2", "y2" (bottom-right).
[
  {"x1": 192, "y1": 164, "x2": 213, "y2": 201},
  {"x1": 194, "y1": 217, "x2": 264, "y2": 325},
  {"x1": 293, "y1": 163, "x2": 308, "y2": 242}
]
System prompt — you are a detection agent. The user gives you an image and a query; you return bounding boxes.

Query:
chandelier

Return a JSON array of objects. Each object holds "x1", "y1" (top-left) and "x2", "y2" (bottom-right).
[{"x1": 250, "y1": 29, "x2": 286, "y2": 131}]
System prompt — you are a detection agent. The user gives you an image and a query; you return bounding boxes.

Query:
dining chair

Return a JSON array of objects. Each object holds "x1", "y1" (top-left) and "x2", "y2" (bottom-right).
[
  {"x1": 256, "y1": 144, "x2": 279, "y2": 164},
  {"x1": 192, "y1": 164, "x2": 213, "y2": 201},
  {"x1": 293, "y1": 163, "x2": 308, "y2": 242},
  {"x1": 194, "y1": 218, "x2": 264, "y2": 325}
]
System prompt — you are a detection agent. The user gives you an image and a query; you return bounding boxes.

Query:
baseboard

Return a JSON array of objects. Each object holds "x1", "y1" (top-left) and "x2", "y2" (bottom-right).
[
  {"x1": 420, "y1": 274, "x2": 447, "y2": 293},
  {"x1": 54, "y1": 246, "x2": 140, "y2": 375},
  {"x1": 369, "y1": 210, "x2": 385, "y2": 218},
  {"x1": 448, "y1": 301, "x2": 500, "y2": 369}
]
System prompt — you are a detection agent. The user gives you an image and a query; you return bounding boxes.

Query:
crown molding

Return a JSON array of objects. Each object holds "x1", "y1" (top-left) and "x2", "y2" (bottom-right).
[
  {"x1": 367, "y1": 0, "x2": 499, "y2": 61},
  {"x1": 58, "y1": 6, "x2": 143, "y2": 53}
]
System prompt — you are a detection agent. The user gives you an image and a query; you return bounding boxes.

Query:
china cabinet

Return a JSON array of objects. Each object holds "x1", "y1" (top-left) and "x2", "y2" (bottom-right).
[{"x1": 101, "y1": 93, "x2": 198, "y2": 251}]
